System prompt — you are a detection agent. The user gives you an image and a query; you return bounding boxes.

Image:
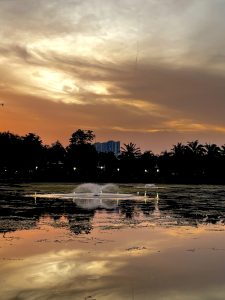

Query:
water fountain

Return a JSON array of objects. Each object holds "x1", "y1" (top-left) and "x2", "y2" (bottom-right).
[
  {"x1": 74, "y1": 183, "x2": 119, "y2": 196},
  {"x1": 29, "y1": 183, "x2": 147, "y2": 200}
]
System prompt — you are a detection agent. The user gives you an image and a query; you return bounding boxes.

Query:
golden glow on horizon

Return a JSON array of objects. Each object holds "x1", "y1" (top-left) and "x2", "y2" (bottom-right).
[
  {"x1": 111, "y1": 126, "x2": 161, "y2": 133},
  {"x1": 165, "y1": 120, "x2": 225, "y2": 133}
]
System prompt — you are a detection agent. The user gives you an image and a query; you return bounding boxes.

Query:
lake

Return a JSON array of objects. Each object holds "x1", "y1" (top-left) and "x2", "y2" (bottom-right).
[{"x1": 0, "y1": 183, "x2": 225, "y2": 300}]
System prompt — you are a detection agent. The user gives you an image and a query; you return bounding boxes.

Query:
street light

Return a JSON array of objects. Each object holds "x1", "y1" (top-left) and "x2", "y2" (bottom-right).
[{"x1": 155, "y1": 164, "x2": 160, "y2": 173}]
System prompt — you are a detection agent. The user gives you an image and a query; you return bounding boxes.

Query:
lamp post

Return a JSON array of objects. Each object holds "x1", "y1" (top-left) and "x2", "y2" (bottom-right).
[{"x1": 155, "y1": 164, "x2": 160, "y2": 172}]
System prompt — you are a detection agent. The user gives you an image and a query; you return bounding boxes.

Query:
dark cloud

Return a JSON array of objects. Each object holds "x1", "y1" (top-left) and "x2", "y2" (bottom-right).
[{"x1": 32, "y1": 49, "x2": 225, "y2": 126}]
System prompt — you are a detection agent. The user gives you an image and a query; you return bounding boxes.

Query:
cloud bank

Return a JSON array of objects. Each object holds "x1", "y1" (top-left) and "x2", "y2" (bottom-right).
[{"x1": 1, "y1": 0, "x2": 225, "y2": 151}]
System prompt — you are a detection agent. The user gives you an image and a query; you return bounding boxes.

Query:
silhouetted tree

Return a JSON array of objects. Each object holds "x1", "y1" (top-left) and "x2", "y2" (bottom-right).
[
  {"x1": 158, "y1": 150, "x2": 173, "y2": 182},
  {"x1": 204, "y1": 143, "x2": 221, "y2": 182},
  {"x1": 96, "y1": 151, "x2": 118, "y2": 181},
  {"x1": 138, "y1": 150, "x2": 157, "y2": 181},
  {"x1": 69, "y1": 129, "x2": 95, "y2": 146},
  {"x1": 170, "y1": 142, "x2": 187, "y2": 181},
  {"x1": 220, "y1": 145, "x2": 225, "y2": 156},
  {"x1": 21, "y1": 133, "x2": 44, "y2": 171},
  {"x1": 205, "y1": 143, "x2": 220, "y2": 158},
  {"x1": 186, "y1": 140, "x2": 205, "y2": 156},
  {"x1": 47, "y1": 141, "x2": 66, "y2": 164},
  {"x1": 0, "y1": 131, "x2": 22, "y2": 173},
  {"x1": 120, "y1": 142, "x2": 141, "y2": 159},
  {"x1": 171, "y1": 142, "x2": 186, "y2": 156},
  {"x1": 1, "y1": 129, "x2": 225, "y2": 183},
  {"x1": 185, "y1": 140, "x2": 205, "y2": 180},
  {"x1": 118, "y1": 143, "x2": 141, "y2": 181},
  {"x1": 66, "y1": 129, "x2": 97, "y2": 180}
]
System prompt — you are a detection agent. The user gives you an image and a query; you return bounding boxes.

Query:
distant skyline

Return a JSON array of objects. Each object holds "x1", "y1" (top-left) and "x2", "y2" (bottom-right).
[{"x1": 1, "y1": 0, "x2": 225, "y2": 153}]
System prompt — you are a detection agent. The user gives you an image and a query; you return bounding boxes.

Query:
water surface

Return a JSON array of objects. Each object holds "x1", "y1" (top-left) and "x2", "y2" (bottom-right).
[{"x1": 0, "y1": 183, "x2": 224, "y2": 300}]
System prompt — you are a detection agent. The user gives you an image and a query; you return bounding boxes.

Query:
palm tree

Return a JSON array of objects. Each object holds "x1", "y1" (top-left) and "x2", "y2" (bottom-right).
[
  {"x1": 205, "y1": 143, "x2": 221, "y2": 158},
  {"x1": 171, "y1": 142, "x2": 186, "y2": 156},
  {"x1": 186, "y1": 140, "x2": 206, "y2": 156},
  {"x1": 220, "y1": 145, "x2": 225, "y2": 156},
  {"x1": 203, "y1": 143, "x2": 222, "y2": 181},
  {"x1": 139, "y1": 150, "x2": 157, "y2": 177},
  {"x1": 120, "y1": 142, "x2": 141, "y2": 159},
  {"x1": 119, "y1": 143, "x2": 141, "y2": 181},
  {"x1": 184, "y1": 140, "x2": 206, "y2": 180},
  {"x1": 170, "y1": 143, "x2": 187, "y2": 179}
]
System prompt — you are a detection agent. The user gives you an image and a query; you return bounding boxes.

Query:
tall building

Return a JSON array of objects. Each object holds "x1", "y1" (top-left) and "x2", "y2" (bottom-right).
[{"x1": 94, "y1": 140, "x2": 120, "y2": 156}]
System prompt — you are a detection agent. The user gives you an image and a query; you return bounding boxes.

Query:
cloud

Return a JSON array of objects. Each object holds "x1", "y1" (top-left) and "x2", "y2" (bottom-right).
[
  {"x1": 1, "y1": 46, "x2": 225, "y2": 151},
  {"x1": 1, "y1": 0, "x2": 225, "y2": 151}
]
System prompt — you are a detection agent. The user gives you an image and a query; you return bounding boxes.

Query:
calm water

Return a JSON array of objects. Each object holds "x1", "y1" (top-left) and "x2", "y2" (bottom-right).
[{"x1": 0, "y1": 183, "x2": 225, "y2": 300}]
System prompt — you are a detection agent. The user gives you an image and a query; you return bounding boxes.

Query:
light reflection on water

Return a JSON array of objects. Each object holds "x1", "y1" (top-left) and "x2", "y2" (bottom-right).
[{"x1": 0, "y1": 183, "x2": 225, "y2": 300}]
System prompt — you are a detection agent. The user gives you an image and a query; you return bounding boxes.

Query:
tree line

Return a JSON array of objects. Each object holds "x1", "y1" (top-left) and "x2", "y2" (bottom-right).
[{"x1": 0, "y1": 129, "x2": 225, "y2": 183}]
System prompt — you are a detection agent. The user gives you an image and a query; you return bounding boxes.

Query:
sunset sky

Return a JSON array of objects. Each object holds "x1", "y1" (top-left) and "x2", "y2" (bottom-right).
[{"x1": 1, "y1": 0, "x2": 225, "y2": 152}]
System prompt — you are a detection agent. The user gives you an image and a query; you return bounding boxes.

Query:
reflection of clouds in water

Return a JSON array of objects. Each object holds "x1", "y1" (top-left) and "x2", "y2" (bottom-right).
[
  {"x1": 1, "y1": 250, "x2": 125, "y2": 300},
  {"x1": 1, "y1": 185, "x2": 225, "y2": 299},
  {"x1": 1, "y1": 221, "x2": 225, "y2": 300},
  {"x1": 1, "y1": 243, "x2": 225, "y2": 300},
  {"x1": 0, "y1": 242, "x2": 166, "y2": 300}
]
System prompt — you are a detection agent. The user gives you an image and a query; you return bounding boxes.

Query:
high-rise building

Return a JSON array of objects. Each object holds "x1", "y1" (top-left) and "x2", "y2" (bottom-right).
[{"x1": 94, "y1": 140, "x2": 120, "y2": 156}]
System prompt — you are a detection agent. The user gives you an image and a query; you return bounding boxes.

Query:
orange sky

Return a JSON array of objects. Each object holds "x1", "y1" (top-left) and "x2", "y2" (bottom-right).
[{"x1": 1, "y1": 0, "x2": 225, "y2": 152}]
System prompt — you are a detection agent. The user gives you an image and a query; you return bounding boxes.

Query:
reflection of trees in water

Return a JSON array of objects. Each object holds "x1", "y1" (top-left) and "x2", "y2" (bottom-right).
[
  {"x1": 0, "y1": 188, "x2": 224, "y2": 234},
  {"x1": 0, "y1": 194, "x2": 40, "y2": 234},
  {"x1": 0, "y1": 219, "x2": 37, "y2": 235},
  {"x1": 119, "y1": 200, "x2": 136, "y2": 219},
  {"x1": 68, "y1": 215, "x2": 93, "y2": 235},
  {"x1": 0, "y1": 194, "x2": 95, "y2": 235},
  {"x1": 157, "y1": 187, "x2": 225, "y2": 226},
  {"x1": 118, "y1": 199, "x2": 157, "y2": 219},
  {"x1": 116, "y1": 191, "x2": 225, "y2": 226},
  {"x1": 139, "y1": 200, "x2": 156, "y2": 216}
]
